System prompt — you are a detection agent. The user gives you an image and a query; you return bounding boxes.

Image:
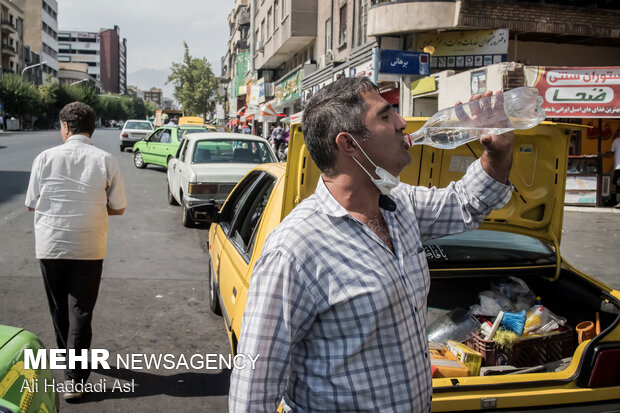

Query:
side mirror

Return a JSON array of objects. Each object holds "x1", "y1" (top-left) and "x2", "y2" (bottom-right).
[{"x1": 189, "y1": 203, "x2": 221, "y2": 224}]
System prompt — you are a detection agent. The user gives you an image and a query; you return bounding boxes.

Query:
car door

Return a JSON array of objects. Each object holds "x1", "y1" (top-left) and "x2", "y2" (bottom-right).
[
  {"x1": 168, "y1": 138, "x2": 188, "y2": 203},
  {"x1": 210, "y1": 171, "x2": 277, "y2": 343},
  {"x1": 142, "y1": 129, "x2": 163, "y2": 163},
  {"x1": 149, "y1": 128, "x2": 173, "y2": 167},
  {"x1": 177, "y1": 139, "x2": 194, "y2": 202}
]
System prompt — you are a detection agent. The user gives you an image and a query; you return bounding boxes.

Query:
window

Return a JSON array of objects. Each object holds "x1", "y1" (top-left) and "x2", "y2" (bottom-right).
[
  {"x1": 178, "y1": 139, "x2": 188, "y2": 161},
  {"x1": 325, "y1": 18, "x2": 332, "y2": 53},
  {"x1": 274, "y1": 0, "x2": 279, "y2": 30},
  {"x1": 267, "y1": 8, "x2": 272, "y2": 38},
  {"x1": 261, "y1": 19, "x2": 265, "y2": 45},
  {"x1": 339, "y1": 4, "x2": 348, "y2": 47},
  {"x1": 220, "y1": 171, "x2": 263, "y2": 234},
  {"x1": 281, "y1": 0, "x2": 287, "y2": 20},
  {"x1": 358, "y1": 0, "x2": 368, "y2": 46},
  {"x1": 228, "y1": 174, "x2": 276, "y2": 257},
  {"x1": 160, "y1": 130, "x2": 172, "y2": 143},
  {"x1": 149, "y1": 130, "x2": 163, "y2": 143}
]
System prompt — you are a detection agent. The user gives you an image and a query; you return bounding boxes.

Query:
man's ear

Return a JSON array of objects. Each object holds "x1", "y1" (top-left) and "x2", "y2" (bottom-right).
[{"x1": 334, "y1": 132, "x2": 358, "y2": 157}]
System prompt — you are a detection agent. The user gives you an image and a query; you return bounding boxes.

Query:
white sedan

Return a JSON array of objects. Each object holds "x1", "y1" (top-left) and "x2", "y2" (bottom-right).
[{"x1": 167, "y1": 132, "x2": 278, "y2": 227}]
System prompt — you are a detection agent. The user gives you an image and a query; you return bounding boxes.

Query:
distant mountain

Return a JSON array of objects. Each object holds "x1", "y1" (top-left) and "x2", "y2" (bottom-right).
[{"x1": 127, "y1": 68, "x2": 175, "y2": 101}]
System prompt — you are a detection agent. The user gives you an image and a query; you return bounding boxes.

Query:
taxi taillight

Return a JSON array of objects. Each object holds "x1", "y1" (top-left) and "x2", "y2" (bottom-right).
[
  {"x1": 188, "y1": 183, "x2": 218, "y2": 195},
  {"x1": 121, "y1": 133, "x2": 129, "y2": 137},
  {"x1": 588, "y1": 346, "x2": 620, "y2": 387}
]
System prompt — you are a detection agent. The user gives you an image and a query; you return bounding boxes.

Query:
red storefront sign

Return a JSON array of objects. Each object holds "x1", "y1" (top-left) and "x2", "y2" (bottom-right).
[{"x1": 524, "y1": 66, "x2": 620, "y2": 118}]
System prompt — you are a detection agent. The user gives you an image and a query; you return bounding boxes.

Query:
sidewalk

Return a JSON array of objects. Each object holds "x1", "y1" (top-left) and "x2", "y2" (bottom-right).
[{"x1": 564, "y1": 205, "x2": 620, "y2": 213}]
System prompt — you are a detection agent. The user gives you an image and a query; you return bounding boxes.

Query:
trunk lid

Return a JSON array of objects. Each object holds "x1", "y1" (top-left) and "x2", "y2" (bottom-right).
[{"x1": 284, "y1": 119, "x2": 583, "y2": 251}]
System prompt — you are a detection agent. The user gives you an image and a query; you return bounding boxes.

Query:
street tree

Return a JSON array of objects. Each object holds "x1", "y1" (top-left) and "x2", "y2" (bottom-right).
[
  {"x1": 0, "y1": 74, "x2": 40, "y2": 119},
  {"x1": 167, "y1": 42, "x2": 218, "y2": 117}
]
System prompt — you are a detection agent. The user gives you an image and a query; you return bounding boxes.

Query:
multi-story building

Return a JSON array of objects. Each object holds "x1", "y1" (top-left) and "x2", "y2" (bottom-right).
[
  {"x1": 57, "y1": 62, "x2": 102, "y2": 91},
  {"x1": 58, "y1": 30, "x2": 101, "y2": 82},
  {"x1": 252, "y1": 0, "x2": 318, "y2": 116},
  {"x1": 302, "y1": 0, "x2": 379, "y2": 107},
  {"x1": 100, "y1": 25, "x2": 126, "y2": 94},
  {"x1": 0, "y1": 0, "x2": 24, "y2": 76},
  {"x1": 59, "y1": 25, "x2": 127, "y2": 94},
  {"x1": 223, "y1": 0, "x2": 251, "y2": 119},
  {"x1": 24, "y1": 0, "x2": 58, "y2": 80},
  {"x1": 144, "y1": 87, "x2": 163, "y2": 108},
  {"x1": 126, "y1": 85, "x2": 145, "y2": 100}
]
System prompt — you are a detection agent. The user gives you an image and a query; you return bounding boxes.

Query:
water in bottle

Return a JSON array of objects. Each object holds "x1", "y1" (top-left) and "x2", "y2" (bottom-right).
[{"x1": 405, "y1": 87, "x2": 545, "y2": 150}]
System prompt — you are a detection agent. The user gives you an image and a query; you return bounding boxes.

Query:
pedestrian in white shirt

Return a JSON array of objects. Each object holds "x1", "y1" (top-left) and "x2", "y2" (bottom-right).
[
  {"x1": 229, "y1": 77, "x2": 514, "y2": 412},
  {"x1": 25, "y1": 102, "x2": 126, "y2": 400}
]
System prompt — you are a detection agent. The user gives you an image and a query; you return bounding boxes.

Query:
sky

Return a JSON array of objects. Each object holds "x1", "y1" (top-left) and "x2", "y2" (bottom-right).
[{"x1": 57, "y1": 0, "x2": 234, "y2": 77}]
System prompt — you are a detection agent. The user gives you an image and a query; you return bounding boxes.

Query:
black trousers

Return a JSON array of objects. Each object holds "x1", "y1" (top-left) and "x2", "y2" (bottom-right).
[{"x1": 40, "y1": 259, "x2": 103, "y2": 381}]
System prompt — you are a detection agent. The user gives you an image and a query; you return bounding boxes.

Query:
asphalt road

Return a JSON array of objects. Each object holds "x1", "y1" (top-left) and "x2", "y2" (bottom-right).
[
  {"x1": 0, "y1": 128, "x2": 231, "y2": 412},
  {"x1": 0, "y1": 128, "x2": 619, "y2": 413}
]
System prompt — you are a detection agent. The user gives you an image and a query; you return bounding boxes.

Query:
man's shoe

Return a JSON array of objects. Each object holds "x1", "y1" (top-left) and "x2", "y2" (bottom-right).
[
  {"x1": 614, "y1": 203, "x2": 620, "y2": 209},
  {"x1": 62, "y1": 379, "x2": 83, "y2": 400}
]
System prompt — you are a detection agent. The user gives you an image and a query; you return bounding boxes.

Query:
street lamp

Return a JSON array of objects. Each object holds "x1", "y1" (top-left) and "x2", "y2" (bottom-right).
[{"x1": 21, "y1": 61, "x2": 47, "y2": 79}]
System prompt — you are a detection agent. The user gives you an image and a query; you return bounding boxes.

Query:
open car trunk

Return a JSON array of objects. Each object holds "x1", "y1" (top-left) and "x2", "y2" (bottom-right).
[{"x1": 427, "y1": 268, "x2": 620, "y2": 372}]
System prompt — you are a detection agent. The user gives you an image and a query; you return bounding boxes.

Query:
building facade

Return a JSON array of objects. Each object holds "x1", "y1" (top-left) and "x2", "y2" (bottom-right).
[
  {"x1": 0, "y1": 0, "x2": 25, "y2": 76},
  {"x1": 24, "y1": 0, "x2": 58, "y2": 80},
  {"x1": 144, "y1": 87, "x2": 163, "y2": 107},
  {"x1": 99, "y1": 25, "x2": 126, "y2": 94},
  {"x1": 58, "y1": 30, "x2": 101, "y2": 82}
]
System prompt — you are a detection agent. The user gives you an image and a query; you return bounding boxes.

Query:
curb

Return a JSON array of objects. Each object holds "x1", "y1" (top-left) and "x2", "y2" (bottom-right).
[{"x1": 564, "y1": 206, "x2": 620, "y2": 214}]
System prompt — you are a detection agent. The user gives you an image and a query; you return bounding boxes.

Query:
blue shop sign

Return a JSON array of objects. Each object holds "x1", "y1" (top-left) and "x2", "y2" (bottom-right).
[{"x1": 379, "y1": 50, "x2": 430, "y2": 76}]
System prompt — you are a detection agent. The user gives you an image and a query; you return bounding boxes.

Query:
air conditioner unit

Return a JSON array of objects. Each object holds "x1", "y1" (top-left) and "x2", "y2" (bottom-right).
[{"x1": 325, "y1": 49, "x2": 334, "y2": 64}]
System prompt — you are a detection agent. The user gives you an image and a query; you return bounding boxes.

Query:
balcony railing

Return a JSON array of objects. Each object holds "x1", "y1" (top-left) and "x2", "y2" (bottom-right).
[
  {"x1": 1, "y1": 44, "x2": 16, "y2": 55},
  {"x1": 1, "y1": 19, "x2": 17, "y2": 34},
  {"x1": 237, "y1": 9, "x2": 250, "y2": 25}
]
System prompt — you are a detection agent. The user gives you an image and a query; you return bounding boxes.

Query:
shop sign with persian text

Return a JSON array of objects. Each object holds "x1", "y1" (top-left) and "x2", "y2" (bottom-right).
[
  {"x1": 524, "y1": 66, "x2": 620, "y2": 118},
  {"x1": 417, "y1": 29, "x2": 508, "y2": 70}
]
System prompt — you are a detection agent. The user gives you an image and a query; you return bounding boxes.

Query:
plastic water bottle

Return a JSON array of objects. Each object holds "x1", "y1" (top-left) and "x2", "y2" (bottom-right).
[{"x1": 405, "y1": 87, "x2": 545, "y2": 150}]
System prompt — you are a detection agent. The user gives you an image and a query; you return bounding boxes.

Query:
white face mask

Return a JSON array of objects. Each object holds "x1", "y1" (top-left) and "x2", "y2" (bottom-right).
[{"x1": 348, "y1": 133, "x2": 400, "y2": 195}]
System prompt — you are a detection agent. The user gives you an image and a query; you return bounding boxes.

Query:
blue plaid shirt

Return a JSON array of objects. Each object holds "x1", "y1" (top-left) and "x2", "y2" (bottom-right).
[{"x1": 229, "y1": 160, "x2": 512, "y2": 412}]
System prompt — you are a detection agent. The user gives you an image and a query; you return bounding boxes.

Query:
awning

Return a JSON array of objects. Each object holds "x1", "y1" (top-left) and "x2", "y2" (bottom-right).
[{"x1": 380, "y1": 88, "x2": 400, "y2": 105}]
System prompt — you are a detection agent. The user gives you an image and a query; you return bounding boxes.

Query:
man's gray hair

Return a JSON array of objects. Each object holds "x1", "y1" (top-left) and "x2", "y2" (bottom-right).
[{"x1": 302, "y1": 77, "x2": 378, "y2": 176}]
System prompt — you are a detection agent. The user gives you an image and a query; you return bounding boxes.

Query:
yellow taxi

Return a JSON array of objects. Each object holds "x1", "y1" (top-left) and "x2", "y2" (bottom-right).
[{"x1": 200, "y1": 119, "x2": 620, "y2": 411}]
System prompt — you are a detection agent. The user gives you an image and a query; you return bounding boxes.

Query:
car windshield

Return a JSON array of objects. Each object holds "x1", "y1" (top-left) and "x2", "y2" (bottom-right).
[
  {"x1": 422, "y1": 230, "x2": 556, "y2": 268},
  {"x1": 192, "y1": 139, "x2": 276, "y2": 164},
  {"x1": 125, "y1": 121, "x2": 152, "y2": 130}
]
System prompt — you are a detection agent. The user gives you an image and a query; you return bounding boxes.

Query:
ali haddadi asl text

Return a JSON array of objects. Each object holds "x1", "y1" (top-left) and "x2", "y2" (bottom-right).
[{"x1": 21, "y1": 377, "x2": 135, "y2": 394}]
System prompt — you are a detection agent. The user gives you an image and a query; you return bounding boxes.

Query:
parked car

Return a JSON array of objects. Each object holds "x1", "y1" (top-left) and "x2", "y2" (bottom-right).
[
  {"x1": 200, "y1": 119, "x2": 620, "y2": 411},
  {"x1": 0, "y1": 325, "x2": 58, "y2": 412},
  {"x1": 132, "y1": 124, "x2": 208, "y2": 169},
  {"x1": 167, "y1": 132, "x2": 277, "y2": 227},
  {"x1": 119, "y1": 119, "x2": 154, "y2": 151}
]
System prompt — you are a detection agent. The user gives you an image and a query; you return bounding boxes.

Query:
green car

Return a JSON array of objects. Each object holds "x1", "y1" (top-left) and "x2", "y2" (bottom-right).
[
  {"x1": 0, "y1": 325, "x2": 58, "y2": 413},
  {"x1": 132, "y1": 125, "x2": 208, "y2": 169}
]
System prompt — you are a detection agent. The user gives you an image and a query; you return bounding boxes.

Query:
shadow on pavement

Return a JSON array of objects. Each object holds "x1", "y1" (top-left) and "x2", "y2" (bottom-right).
[
  {"x1": 82, "y1": 366, "x2": 231, "y2": 402},
  {"x1": 0, "y1": 170, "x2": 31, "y2": 204}
]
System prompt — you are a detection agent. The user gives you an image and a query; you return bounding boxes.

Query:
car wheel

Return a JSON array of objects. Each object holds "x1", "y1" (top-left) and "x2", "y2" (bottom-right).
[
  {"x1": 167, "y1": 182, "x2": 179, "y2": 206},
  {"x1": 133, "y1": 150, "x2": 146, "y2": 169},
  {"x1": 182, "y1": 201, "x2": 195, "y2": 228},
  {"x1": 120, "y1": 145, "x2": 124, "y2": 152},
  {"x1": 209, "y1": 263, "x2": 222, "y2": 316}
]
